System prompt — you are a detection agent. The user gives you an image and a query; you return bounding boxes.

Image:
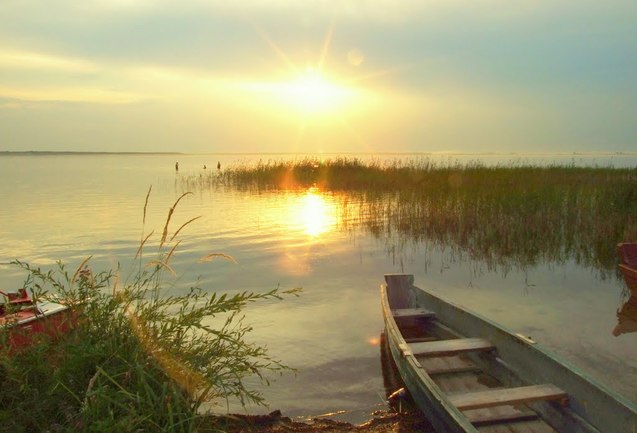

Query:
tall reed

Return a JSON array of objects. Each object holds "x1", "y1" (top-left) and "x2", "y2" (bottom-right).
[{"x1": 183, "y1": 157, "x2": 637, "y2": 276}]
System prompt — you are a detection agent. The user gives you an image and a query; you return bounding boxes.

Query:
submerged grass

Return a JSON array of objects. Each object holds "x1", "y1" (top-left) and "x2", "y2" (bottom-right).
[
  {"x1": 0, "y1": 189, "x2": 298, "y2": 433},
  {"x1": 185, "y1": 157, "x2": 637, "y2": 276}
]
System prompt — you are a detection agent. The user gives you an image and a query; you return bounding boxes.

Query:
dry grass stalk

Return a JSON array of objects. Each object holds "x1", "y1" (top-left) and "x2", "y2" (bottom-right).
[
  {"x1": 135, "y1": 230, "x2": 155, "y2": 260},
  {"x1": 112, "y1": 269, "x2": 120, "y2": 297},
  {"x1": 160, "y1": 192, "x2": 192, "y2": 248},
  {"x1": 125, "y1": 305, "x2": 208, "y2": 398},
  {"x1": 197, "y1": 253, "x2": 238, "y2": 264},
  {"x1": 70, "y1": 256, "x2": 92, "y2": 286},
  {"x1": 145, "y1": 260, "x2": 176, "y2": 276},
  {"x1": 164, "y1": 240, "x2": 181, "y2": 266},
  {"x1": 170, "y1": 216, "x2": 202, "y2": 243},
  {"x1": 143, "y1": 185, "x2": 152, "y2": 225}
]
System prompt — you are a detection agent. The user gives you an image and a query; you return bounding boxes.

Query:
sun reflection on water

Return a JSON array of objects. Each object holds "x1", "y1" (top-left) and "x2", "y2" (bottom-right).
[
  {"x1": 295, "y1": 187, "x2": 336, "y2": 238},
  {"x1": 271, "y1": 187, "x2": 340, "y2": 276}
]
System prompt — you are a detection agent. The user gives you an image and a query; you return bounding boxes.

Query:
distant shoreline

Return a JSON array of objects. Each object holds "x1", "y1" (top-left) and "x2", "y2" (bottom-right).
[
  {"x1": 0, "y1": 151, "x2": 184, "y2": 156},
  {"x1": 1, "y1": 150, "x2": 636, "y2": 157}
]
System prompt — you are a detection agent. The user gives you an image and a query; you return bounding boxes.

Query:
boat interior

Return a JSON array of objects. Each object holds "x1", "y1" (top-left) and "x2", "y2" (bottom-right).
[
  {"x1": 393, "y1": 309, "x2": 572, "y2": 433},
  {"x1": 0, "y1": 289, "x2": 52, "y2": 327}
]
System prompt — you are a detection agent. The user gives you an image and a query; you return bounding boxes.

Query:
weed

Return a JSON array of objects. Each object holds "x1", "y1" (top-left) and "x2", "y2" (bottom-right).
[{"x1": 0, "y1": 190, "x2": 297, "y2": 433}]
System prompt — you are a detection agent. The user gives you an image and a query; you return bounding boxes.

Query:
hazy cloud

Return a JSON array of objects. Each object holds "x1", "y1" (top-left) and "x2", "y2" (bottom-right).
[{"x1": 0, "y1": 0, "x2": 635, "y2": 152}]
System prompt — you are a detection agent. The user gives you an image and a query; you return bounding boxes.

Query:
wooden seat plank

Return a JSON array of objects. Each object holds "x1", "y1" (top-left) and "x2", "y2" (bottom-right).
[
  {"x1": 418, "y1": 354, "x2": 481, "y2": 375},
  {"x1": 411, "y1": 338, "x2": 495, "y2": 357},
  {"x1": 392, "y1": 308, "x2": 436, "y2": 319},
  {"x1": 404, "y1": 336, "x2": 438, "y2": 343},
  {"x1": 449, "y1": 384, "x2": 568, "y2": 411},
  {"x1": 427, "y1": 363, "x2": 481, "y2": 376},
  {"x1": 464, "y1": 406, "x2": 538, "y2": 425}
]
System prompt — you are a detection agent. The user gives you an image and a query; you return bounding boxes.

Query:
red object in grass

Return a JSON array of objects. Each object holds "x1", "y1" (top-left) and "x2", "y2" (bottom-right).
[{"x1": 0, "y1": 289, "x2": 75, "y2": 349}]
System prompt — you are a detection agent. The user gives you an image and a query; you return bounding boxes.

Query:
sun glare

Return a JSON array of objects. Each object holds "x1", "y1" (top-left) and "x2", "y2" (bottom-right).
[
  {"x1": 244, "y1": 67, "x2": 355, "y2": 116},
  {"x1": 284, "y1": 68, "x2": 353, "y2": 113},
  {"x1": 296, "y1": 188, "x2": 335, "y2": 237}
]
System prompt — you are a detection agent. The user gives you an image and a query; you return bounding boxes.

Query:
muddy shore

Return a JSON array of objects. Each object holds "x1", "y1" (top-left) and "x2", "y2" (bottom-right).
[{"x1": 209, "y1": 409, "x2": 434, "y2": 433}]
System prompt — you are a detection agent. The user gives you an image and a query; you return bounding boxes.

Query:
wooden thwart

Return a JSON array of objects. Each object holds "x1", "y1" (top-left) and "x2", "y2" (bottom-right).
[
  {"x1": 404, "y1": 336, "x2": 438, "y2": 343},
  {"x1": 464, "y1": 406, "x2": 538, "y2": 425},
  {"x1": 392, "y1": 308, "x2": 435, "y2": 320},
  {"x1": 425, "y1": 362, "x2": 481, "y2": 376},
  {"x1": 449, "y1": 384, "x2": 568, "y2": 411},
  {"x1": 410, "y1": 338, "x2": 495, "y2": 357},
  {"x1": 418, "y1": 353, "x2": 480, "y2": 375}
]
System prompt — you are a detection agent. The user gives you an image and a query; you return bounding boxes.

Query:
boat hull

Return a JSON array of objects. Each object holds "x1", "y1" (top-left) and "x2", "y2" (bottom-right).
[
  {"x1": 382, "y1": 273, "x2": 637, "y2": 433},
  {"x1": 1, "y1": 301, "x2": 74, "y2": 349},
  {"x1": 382, "y1": 274, "x2": 478, "y2": 433}
]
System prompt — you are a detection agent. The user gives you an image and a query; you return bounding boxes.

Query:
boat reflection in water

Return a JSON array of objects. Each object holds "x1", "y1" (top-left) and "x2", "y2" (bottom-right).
[
  {"x1": 614, "y1": 243, "x2": 637, "y2": 336},
  {"x1": 379, "y1": 331, "x2": 423, "y2": 415},
  {"x1": 618, "y1": 243, "x2": 637, "y2": 296},
  {"x1": 613, "y1": 295, "x2": 637, "y2": 337},
  {"x1": 379, "y1": 332, "x2": 403, "y2": 404}
]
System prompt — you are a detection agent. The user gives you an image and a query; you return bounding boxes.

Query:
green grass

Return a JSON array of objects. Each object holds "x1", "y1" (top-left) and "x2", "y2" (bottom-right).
[
  {"x1": 184, "y1": 157, "x2": 637, "y2": 275},
  {"x1": 0, "y1": 190, "x2": 298, "y2": 433}
]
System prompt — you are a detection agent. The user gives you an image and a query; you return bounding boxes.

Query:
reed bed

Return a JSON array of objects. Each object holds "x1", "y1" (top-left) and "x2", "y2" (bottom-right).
[{"x1": 184, "y1": 157, "x2": 637, "y2": 276}]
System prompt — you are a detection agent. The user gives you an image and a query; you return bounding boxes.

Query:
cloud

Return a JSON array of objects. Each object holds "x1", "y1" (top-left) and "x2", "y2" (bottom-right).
[
  {"x1": 0, "y1": 85, "x2": 145, "y2": 104},
  {"x1": 0, "y1": 46, "x2": 145, "y2": 104},
  {"x1": 0, "y1": 0, "x2": 635, "y2": 152},
  {"x1": 0, "y1": 48, "x2": 97, "y2": 72}
]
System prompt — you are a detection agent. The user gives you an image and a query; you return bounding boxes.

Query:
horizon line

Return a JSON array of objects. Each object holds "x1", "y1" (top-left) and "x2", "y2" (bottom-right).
[{"x1": 2, "y1": 150, "x2": 637, "y2": 157}]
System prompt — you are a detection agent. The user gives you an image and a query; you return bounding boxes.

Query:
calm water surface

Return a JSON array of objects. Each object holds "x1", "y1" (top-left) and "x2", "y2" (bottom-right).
[{"x1": 0, "y1": 153, "x2": 636, "y2": 422}]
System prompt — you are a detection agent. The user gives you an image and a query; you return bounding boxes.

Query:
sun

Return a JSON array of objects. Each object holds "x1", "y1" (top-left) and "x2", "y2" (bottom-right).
[
  {"x1": 245, "y1": 67, "x2": 355, "y2": 115},
  {"x1": 283, "y1": 67, "x2": 353, "y2": 114},
  {"x1": 242, "y1": 24, "x2": 363, "y2": 117}
]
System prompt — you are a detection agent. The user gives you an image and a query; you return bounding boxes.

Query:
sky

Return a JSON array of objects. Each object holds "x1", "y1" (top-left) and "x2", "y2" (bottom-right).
[{"x1": 1, "y1": 0, "x2": 636, "y2": 154}]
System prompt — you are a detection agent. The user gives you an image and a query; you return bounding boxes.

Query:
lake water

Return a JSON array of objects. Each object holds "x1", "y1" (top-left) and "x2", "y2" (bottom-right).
[{"x1": 1, "y1": 152, "x2": 636, "y2": 423}]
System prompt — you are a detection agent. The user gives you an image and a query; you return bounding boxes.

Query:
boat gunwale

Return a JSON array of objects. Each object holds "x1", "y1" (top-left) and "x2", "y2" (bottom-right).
[
  {"x1": 0, "y1": 301, "x2": 70, "y2": 327},
  {"x1": 382, "y1": 273, "x2": 637, "y2": 433},
  {"x1": 381, "y1": 278, "x2": 479, "y2": 433}
]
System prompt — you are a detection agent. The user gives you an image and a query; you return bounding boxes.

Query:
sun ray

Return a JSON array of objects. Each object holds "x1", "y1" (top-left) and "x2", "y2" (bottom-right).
[
  {"x1": 252, "y1": 24, "x2": 299, "y2": 74},
  {"x1": 318, "y1": 19, "x2": 335, "y2": 73},
  {"x1": 247, "y1": 20, "x2": 400, "y2": 151},
  {"x1": 344, "y1": 65, "x2": 406, "y2": 86}
]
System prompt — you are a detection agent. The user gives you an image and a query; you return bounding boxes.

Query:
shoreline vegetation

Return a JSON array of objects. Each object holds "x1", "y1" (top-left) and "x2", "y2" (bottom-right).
[
  {"x1": 185, "y1": 157, "x2": 637, "y2": 277},
  {"x1": 0, "y1": 191, "x2": 301, "y2": 433}
]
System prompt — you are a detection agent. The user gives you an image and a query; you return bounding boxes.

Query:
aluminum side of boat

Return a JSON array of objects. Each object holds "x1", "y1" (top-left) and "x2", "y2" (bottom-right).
[{"x1": 382, "y1": 273, "x2": 637, "y2": 433}]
